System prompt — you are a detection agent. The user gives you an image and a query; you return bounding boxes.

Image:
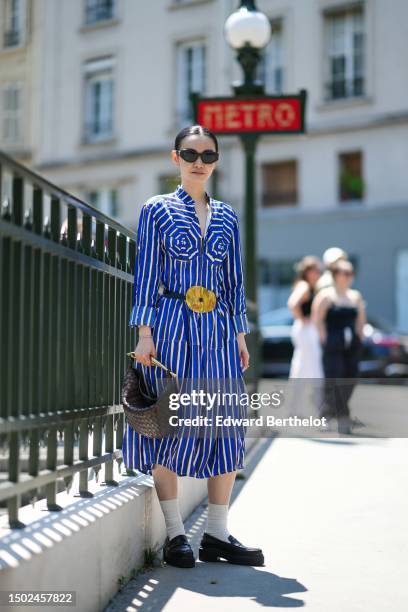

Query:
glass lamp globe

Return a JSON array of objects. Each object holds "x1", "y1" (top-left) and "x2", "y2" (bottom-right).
[{"x1": 224, "y1": 6, "x2": 271, "y2": 50}]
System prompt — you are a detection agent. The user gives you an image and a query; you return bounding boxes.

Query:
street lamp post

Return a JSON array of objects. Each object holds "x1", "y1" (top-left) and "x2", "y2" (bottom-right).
[
  {"x1": 191, "y1": 0, "x2": 307, "y2": 387},
  {"x1": 224, "y1": 0, "x2": 271, "y2": 376}
]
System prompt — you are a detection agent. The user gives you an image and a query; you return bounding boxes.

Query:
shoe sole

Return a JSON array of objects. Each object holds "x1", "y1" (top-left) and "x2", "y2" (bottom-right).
[
  {"x1": 163, "y1": 552, "x2": 195, "y2": 568},
  {"x1": 199, "y1": 546, "x2": 264, "y2": 566}
]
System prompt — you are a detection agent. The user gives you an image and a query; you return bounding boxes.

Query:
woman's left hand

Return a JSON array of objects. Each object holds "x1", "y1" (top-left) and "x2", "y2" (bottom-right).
[{"x1": 237, "y1": 333, "x2": 250, "y2": 371}]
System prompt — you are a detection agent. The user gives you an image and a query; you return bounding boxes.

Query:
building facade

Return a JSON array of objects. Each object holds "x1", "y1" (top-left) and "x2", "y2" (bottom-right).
[
  {"x1": 0, "y1": 0, "x2": 407, "y2": 330},
  {"x1": 0, "y1": 0, "x2": 34, "y2": 161}
]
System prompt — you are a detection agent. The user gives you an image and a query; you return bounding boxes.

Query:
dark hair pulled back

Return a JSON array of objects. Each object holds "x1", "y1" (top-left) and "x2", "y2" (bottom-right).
[{"x1": 174, "y1": 124, "x2": 219, "y2": 152}]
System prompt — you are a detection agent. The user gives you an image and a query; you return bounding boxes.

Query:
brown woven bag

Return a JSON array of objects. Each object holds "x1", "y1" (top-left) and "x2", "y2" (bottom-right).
[{"x1": 121, "y1": 352, "x2": 179, "y2": 438}]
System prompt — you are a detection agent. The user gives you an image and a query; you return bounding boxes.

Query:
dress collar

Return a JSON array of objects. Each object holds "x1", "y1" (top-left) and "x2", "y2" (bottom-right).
[
  {"x1": 174, "y1": 184, "x2": 214, "y2": 241},
  {"x1": 175, "y1": 184, "x2": 211, "y2": 208}
]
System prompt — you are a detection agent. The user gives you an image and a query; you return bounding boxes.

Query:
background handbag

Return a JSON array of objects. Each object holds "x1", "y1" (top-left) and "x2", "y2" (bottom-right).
[{"x1": 121, "y1": 352, "x2": 179, "y2": 438}]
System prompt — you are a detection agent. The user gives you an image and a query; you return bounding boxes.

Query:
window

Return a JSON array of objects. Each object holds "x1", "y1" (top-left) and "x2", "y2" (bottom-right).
[
  {"x1": 259, "y1": 258, "x2": 299, "y2": 311},
  {"x1": 83, "y1": 57, "x2": 115, "y2": 142},
  {"x1": 3, "y1": 0, "x2": 23, "y2": 47},
  {"x1": 262, "y1": 160, "x2": 298, "y2": 207},
  {"x1": 257, "y1": 19, "x2": 284, "y2": 93},
  {"x1": 85, "y1": 0, "x2": 115, "y2": 25},
  {"x1": 324, "y1": 6, "x2": 365, "y2": 100},
  {"x1": 86, "y1": 188, "x2": 119, "y2": 217},
  {"x1": 260, "y1": 258, "x2": 299, "y2": 286},
  {"x1": 338, "y1": 151, "x2": 364, "y2": 202},
  {"x1": 176, "y1": 41, "x2": 206, "y2": 125},
  {"x1": 1, "y1": 84, "x2": 22, "y2": 144}
]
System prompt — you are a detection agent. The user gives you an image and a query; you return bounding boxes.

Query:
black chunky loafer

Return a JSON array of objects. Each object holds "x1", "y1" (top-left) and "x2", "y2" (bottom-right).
[
  {"x1": 163, "y1": 534, "x2": 195, "y2": 568},
  {"x1": 199, "y1": 532, "x2": 264, "y2": 566}
]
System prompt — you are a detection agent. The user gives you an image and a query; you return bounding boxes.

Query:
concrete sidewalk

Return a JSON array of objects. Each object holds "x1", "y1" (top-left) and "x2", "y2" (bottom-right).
[{"x1": 105, "y1": 435, "x2": 408, "y2": 611}]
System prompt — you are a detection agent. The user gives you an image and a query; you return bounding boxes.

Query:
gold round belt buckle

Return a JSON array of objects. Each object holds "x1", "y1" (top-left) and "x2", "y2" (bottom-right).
[{"x1": 185, "y1": 285, "x2": 217, "y2": 313}]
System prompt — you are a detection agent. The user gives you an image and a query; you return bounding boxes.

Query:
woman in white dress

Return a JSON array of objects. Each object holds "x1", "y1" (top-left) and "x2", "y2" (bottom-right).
[
  {"x1": 288, "y1": 256, "x2": 323, "y2": 378},
  {"x1": 286, "y1": 257, "x2": 324, "y2": 418}
]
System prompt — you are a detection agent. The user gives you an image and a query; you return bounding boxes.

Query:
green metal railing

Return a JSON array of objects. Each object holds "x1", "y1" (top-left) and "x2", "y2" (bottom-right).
[
  {"x1": 0, "y1": 150, "x2": 260, "y2": 530},
  {"x1": 0, "y1": 151, "x2": 137, "y2": 529}
]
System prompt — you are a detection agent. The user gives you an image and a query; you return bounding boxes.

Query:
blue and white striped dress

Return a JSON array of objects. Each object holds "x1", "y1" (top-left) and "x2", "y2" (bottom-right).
[{"x1": 122, "y1": 184, "x2": 250, "y2": 478}]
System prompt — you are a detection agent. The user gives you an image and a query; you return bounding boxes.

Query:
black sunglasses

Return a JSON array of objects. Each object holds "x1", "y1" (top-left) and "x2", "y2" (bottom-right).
[{"x1": 177, "y1": 148, "x2": 219, "y2": 164}]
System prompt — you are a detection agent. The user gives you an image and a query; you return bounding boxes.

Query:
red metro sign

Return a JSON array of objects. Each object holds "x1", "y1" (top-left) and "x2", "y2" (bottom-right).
[{"x1": 193, "y1": 91, "x2": 307, "y2": 135}]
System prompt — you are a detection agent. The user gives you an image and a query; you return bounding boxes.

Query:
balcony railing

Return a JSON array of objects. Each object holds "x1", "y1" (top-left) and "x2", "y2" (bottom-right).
[
  {"x1": 0, "y1": 150, "x2": 137, "y2": 529},
  {"x1": 325, "y1": 76, "x2": 365, "y2": 101},
  {"x1": 3, "y1": 29, "x2": 20, "y2": 47},
  {"x1": 83, "y1": 121, "x2": 113, "y2": 142}
]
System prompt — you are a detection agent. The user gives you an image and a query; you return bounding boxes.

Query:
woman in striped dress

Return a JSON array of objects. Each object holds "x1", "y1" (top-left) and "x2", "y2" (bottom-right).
[{"x1": 122, "y1": 125, "x2": 264, "y2": 568}]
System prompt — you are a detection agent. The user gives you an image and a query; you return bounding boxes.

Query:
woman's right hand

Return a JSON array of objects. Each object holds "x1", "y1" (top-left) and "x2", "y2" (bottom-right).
[{"x1": 133, "y1": 336, "x2": 157, "y2": 366}]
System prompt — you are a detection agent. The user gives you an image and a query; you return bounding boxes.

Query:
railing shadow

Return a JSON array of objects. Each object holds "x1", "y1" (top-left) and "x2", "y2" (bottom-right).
[{"x1": 0, "y1": 471, "x2": 153, "y2": 571}]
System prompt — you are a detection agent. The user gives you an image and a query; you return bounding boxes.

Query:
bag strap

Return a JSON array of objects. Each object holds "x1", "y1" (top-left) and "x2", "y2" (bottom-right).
[{"x1": 126, "y1": 352, "x2": 178, "y2": 378}]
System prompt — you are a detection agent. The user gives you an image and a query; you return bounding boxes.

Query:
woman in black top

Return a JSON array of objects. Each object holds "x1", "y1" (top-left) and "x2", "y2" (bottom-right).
[{"x1": 312, "y1": 260, "x2": 366, "y2": 434}]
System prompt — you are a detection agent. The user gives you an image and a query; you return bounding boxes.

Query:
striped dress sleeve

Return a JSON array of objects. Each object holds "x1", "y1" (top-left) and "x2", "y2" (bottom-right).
[
  {"x1": 222, "y1": 210, "x2": 250, "y2": 335},
  {"x1": 129, "y1": 202, "x2": 162, "y2": 328}
]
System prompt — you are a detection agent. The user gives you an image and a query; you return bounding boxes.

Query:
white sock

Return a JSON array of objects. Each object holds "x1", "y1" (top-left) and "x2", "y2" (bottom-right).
[
  {"x1": 206, "y1": 503, "x2": 230, "y2": 542},
  {"x1": 159, "y1": 498, "x2": 185, "y2": 541}
]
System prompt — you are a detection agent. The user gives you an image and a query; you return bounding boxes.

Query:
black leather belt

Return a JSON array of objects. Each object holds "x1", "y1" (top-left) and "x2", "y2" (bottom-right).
[
  {"x1": 162, "y1": 289, "x2": 185, "y2": 300},
  {"x1": 161, "y1": 286, "x2": 217, "y2": 313}
]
